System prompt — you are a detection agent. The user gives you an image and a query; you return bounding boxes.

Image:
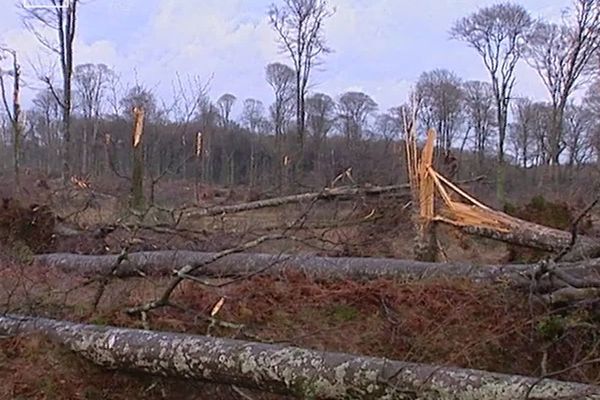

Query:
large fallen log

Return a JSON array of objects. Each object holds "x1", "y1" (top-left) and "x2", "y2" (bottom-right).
[
  {"x1": 1, "y1": 314, "x2": 598, "y2": 399},
  {"x1": 33, "y1": 250, "x2": 600, "y2": 289},
  {"x1": 455, "y1": 221, "x2": 600, "y2": 262},
  {"x1": 183, "y1": 183, "x2": 412, "y2": 218}
]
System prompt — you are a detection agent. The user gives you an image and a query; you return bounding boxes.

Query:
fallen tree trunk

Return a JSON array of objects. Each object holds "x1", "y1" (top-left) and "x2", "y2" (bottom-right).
[
  {"x1": 33, "y1": 250, "x2": 600, "y2": 289},
  {"x1": 184, "y1": 177, "x2": 485, "y2": 219},
  {"x1": 455, "y1": 221, "x2": 600, "y2": 262},
  {"x1": 1, "y1": 314, "x2": 598, "y2": 399},
  {"x1": 183, "y1": 183, "x2": 411, "y2": 218}
]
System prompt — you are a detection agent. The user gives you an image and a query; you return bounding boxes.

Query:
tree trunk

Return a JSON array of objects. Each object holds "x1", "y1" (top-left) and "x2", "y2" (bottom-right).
[
  {"x1": 229, "y1": 152, "x2": 235, "y2": 186},
  {"x1": 1, "y1": 314, "x2": 597, "y2": 399},
  {"x1": 414, "y1": 222, "x2": 439, "y2": 262},
  {"x1": 451, "y1": 218, "x2": 600, "y2": 262},
  {"x1": 496, "y1": 97, "x2": 507, "y2": 203},
  {"x1": 82, "y1": 123, "x2": 88, "y2": 175},
  {"x1": 249, "y1": 139, "x2": 256, "y2": 187},
  {"x1": 61, "y1": 79, "x2": 71, "y2": 183},
  {"x1": 12, "y1": 111, "x2": 21, "y2": 195},
  {"x1": 92, "y1": 118, "x2": 100, "y2": 176},
  {"x1": 5, "y1": 50, "x2": 22, "y2": 192},
  {"x1": 33, "y1": 250, "x2": 600, "y2": 290},
  {"x1": 183, "y1": 183, "x2": 412, "y2": 218},
  {"x1": 130, "y1": 107, "x2": 145, "y2": 210}
]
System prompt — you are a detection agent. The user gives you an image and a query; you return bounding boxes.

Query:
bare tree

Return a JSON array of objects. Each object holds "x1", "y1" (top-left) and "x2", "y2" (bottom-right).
[
  {"x1": 32, "y1": 89, "x2": 61, "y2": 174},
  {"x1": 242, "y1": 98, "x2": 266, "y2": 187},
  {"x1": 0, "y1": 47, "x2": 23, "y2": 190},
  {"x1": 526, "y1": 0, "x2": 600, "y2": 169},
  {"x1": 21, "y1": 0, "x2": 80, "y2": 181},
  {"x1": 583, "y1": 79, "x2": 600, "y2": 164},
  {"x1": 266, "y1": 63, "x2": 295, "y2": 190},
  {"x1": 306, "y1": 92, "x2": 335, "y2": 179},
  {"x1": 375, "y1": 112, "x2": 403, "y2": 171},
  {"x1": 415, "y1": 69, "x2": 464, "y2": 156},
  {"x1": 451, "y1": 2, "x2": 532, "y2": 201},
  {"x1": 144, "y1": 74, "x2": 210, "y2": 201},
  {"x1": 74, "y1": 63, "x2": 115, "y2": 175},
  {"x1": 532, "y1": 102, "x2": 556, "y2": 166},
  {"x1": 74, "y1": 64, "x2": 113, "y2": 120},
  {"x1": 563, "y1": 103, "x2": 594, "y2": 167},
  {"x1": 266, "y1": 62, "x2": 295, "y2": 143},
  {"x1": 306, "y1": 92, "x2": 335, "y2": 142},
  {"x1": 375, "y1": 112, "x2": 402, "y2": 142},
  {"x1": 105, "y1": 70, "x2": 124, "y2": 118},
  {"x1": 120, "y1": 85, "x2": 158, "y2": 121},
  {"x1": 337, "y1": 91, "x2": 378, "y2": 143},
  {"x1": 197, "y1": 102, "x2": 220, "y2": 184},
  {"x1": 509, "y1": 98, "x2": 534, "y2": 168},
  {"x1": 510, "y1": 100, "x2": 555, "y2": 167},
  {"x1": 268, "y1": 0, "x2": 334, "y2": 162},
  {"x1": 463, "y1": 80, "x2": 495, "y2": 169},
  {"x1": 241, "y1": 99, "x2": 266, "y2": 134},
  {"x1": 389, "y1": 103, "x2": 418, "y2": 136},
  {"x1": 216, "y1": 93, "x2": 236, "y2": 129}
]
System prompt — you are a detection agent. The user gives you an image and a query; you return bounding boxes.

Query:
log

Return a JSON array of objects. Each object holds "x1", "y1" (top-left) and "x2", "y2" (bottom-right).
[
  {"x1": 183, "y1": 183, "x2": 411, "y2": 218},
  {"x1": 33, "y1": 250, "x2": 600, "y2": 289},
  {"x1": 451, "y1": 220, "x2": 600, "y2": 262},
  {"x1": 1, "y1": 314, "x2": 598, "y2": 399},
  {"x1": 183, "y1": 177, "x2": 485, "y2": 219}
]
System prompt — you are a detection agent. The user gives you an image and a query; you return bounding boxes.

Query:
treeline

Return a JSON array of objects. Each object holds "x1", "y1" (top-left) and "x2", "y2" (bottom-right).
[
  {"x1": 0, "y1": 63, "x2": 597, "y2": 189},
  {"x1": 1, "y1": 0, "x2": 600, "y2": 198},
  {"x1": 0, "y1": 70, "x2": 409, "y2": 190}
]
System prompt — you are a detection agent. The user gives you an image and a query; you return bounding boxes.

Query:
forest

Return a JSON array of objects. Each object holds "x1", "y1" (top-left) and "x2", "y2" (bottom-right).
[{"x1": 1, "y1": 0, "x2": 600, "y2": 399}]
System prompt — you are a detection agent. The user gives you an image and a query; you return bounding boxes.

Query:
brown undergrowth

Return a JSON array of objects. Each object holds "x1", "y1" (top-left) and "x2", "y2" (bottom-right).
[
  {"x1": 165, "y1": 274, "x2": 543, "y2": 376},
  {"x1": 0, "y1": 199, "x2": 55, "y2": 256},
  {"x1": 2, "y1": 261, "x2": 600, "y2": 398}
]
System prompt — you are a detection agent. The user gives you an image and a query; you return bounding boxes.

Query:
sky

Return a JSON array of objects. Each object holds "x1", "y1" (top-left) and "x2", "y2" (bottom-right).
[{"x1": 0, "y1": 0, "x2": 570, "y2": 118}]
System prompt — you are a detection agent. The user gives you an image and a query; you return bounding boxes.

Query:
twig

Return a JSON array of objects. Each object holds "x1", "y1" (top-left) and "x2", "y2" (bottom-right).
[
  {"x1": 231, "y1": 386, "x2": 256, "y2": 400},
  {"x1": 524, "y1": 358, "x2": 600, "y2": 399}
]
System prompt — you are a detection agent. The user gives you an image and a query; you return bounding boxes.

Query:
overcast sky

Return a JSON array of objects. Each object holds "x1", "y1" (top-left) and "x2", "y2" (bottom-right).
[{"x1": 0, "y1": 0, "x2": 570, "y2": 117}]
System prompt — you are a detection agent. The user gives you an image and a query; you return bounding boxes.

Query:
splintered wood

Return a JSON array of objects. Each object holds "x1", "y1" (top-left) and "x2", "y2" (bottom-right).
[
  {"x1": 405, "y1": 128, "x2": 524, "y2": 235},
  {"x1": 132, "y1": 107, "x2": 145, "y2": 148}
]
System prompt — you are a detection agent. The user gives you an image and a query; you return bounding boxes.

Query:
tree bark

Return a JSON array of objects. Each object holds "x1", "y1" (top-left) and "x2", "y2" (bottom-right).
[
  {"x1": 33, "y1": 250, "x2": 600, "y2": 290},
  {"x1": 1, "y1": 314, "x2": 598, "y2": 399}
]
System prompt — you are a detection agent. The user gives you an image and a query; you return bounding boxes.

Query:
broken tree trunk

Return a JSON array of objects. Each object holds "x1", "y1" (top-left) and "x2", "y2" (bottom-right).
[
  {"x1": 0, "y1": 47, "x2": 23, "y2": 192},
  {"x1": 33, "y1": 250, "x2": 600, "y2": 289},
  {"x1": 1, "y1": 314, "x2": 598, "y2": 399},
  {"x1": 412, "y1": 129, "x2": 439, "y2": 262},
  {"x1": 402, "y1": 128, "x2": 599, "y2": 263},
  {"x1": 130, "y1": 106, "x2": 145, "y2": 210}
]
